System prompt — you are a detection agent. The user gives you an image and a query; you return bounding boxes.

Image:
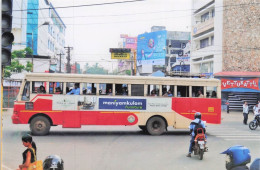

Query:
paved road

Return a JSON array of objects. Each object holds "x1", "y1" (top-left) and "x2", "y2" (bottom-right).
[{"x1": 2, "y1": 109, "x2": 260, "y2": 170}]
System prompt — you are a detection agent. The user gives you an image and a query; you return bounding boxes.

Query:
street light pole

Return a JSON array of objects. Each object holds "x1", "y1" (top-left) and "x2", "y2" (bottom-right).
[{"x1": 31, "y1": 21, "x2": 49, "y2": 72}]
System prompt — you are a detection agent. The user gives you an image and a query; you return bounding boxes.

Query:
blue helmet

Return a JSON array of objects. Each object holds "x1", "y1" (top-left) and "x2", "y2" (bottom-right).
[
  {"x1": 250, "y1": 158, "x2": 260, "y2": 170},
  {"x1": 221, "y1": 145, "x2": 251, "y2": 170},
  {"x1": 194, "y1": 112, "x2": 201, "y2": 119}
]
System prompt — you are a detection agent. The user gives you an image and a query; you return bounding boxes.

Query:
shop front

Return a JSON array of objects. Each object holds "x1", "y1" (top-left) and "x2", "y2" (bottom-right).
[{"x1": 214, "y1": 72, "x2": 260, "y2": 112}]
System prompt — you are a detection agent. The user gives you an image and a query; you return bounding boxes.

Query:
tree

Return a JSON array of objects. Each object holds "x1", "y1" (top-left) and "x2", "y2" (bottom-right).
[
  {"x1": 85, "y1": 63, "x2": 108, "y2": 75},
  {"x1": 4, "y1": 47, "x2": 33, "y2": 77}
]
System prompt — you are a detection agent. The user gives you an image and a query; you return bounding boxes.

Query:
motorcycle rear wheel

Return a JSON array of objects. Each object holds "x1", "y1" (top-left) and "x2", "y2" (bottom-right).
[
  {"x1": 249, "y1": 121, "x2": 258, "y2": 130},
  {"x1": 199, "y1": 149, "x2": 204, "y2": 160}
]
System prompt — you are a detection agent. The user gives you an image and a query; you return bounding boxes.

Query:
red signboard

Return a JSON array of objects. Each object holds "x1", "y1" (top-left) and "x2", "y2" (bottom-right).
[{"x1": 221, "y1": 78, "x2": 259, "y2": 90}]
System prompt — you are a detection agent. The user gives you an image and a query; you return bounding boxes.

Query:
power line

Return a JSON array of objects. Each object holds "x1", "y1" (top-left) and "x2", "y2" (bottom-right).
[
  {"x1": 13, "y1": 0, "x2": 146, "y2": 12},
  {"x1": 12, "y1": 2, "x2": 260, "y2": 20}
]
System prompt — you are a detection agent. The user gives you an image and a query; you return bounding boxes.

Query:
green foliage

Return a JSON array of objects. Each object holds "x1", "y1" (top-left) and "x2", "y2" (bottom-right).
[
  {"x1": 4, "y1": 47, "x2": 33, "y2": 78},
  {"x1": 125, "y1": 70, "x2": 131, "y2": 75},
  {"x1": 25, "y1": 61, "x2": 33, "y2": 72},
  {"x1": 25, "y1": 47, "x2": 33, "y2": 55},
  {"x1": 85, "y1": 63, "x2": 108, "y2": 75},
  {"x1": 3, "y1": 69, "x2": 11, "y2": 78}
]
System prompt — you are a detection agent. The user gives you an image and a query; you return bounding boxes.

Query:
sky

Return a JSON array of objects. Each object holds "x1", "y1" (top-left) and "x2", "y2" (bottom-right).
[{"x1": 49, "y1": 0, "x2": 192, "y2": 70}]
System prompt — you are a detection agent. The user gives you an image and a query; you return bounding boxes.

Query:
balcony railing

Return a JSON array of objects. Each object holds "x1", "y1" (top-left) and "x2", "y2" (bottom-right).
[{"x1": 192, "y1": 17, "x2": 214, "y2": 36}]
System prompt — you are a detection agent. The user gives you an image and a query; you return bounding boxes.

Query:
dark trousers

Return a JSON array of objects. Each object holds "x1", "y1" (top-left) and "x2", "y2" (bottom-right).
[
  {"x1": 189, "y1": 136, "x2": 195, "y2": 153},
  {"x1": 243, "y1": 113, "x2": 248, "y2": 124}
]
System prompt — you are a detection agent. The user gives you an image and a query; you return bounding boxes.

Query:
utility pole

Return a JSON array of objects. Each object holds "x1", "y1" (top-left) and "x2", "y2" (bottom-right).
[
  {"x1": 56, "y1": 53, "x2": 65, "y2": 73},
  {"x1": 64, "y1": 46, "x2": 73, "y2": 73}
]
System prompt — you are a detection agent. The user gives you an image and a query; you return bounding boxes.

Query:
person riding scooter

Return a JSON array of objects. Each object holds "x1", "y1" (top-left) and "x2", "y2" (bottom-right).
[
  {"x1": 186, "y1": 112, "x2": 206, "y2": 157},
  {"x1": 221, "y1": 145, "x2": 251, "y2": 170}
]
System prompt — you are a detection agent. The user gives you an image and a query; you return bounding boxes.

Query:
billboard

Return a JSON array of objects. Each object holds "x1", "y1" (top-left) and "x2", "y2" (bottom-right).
[
  {"x1": 125, "y1": 37, "x2": 137, "y2": 49},
  {"x1": 137, "y1": 30, "x2": 167, "y2": 66},
  {"x1": 111, "y1": 53, "x2": 130, "y2": 59}
]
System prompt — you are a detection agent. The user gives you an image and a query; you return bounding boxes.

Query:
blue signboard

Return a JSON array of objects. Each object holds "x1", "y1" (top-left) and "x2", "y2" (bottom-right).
[
  {"x1": 99, "y1": 98, "x2": 146, "y2": 110},
  {"x1": 137, "y1": 30, "x2": 167, "y2": 66}
]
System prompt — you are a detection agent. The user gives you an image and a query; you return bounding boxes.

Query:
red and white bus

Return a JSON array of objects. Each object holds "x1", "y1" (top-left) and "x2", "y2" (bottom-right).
[{"x1": 12, "y1": 73, "x2": 221, "y2": 135}]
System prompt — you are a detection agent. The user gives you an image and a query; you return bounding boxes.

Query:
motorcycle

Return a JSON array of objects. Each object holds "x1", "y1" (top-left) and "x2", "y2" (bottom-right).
[
  {"x1": 192, "y1": 128, "x2": 208, "y2": 160},
  {"x1": 249, "y1": 115, "x2": 260, "y2": 130}
]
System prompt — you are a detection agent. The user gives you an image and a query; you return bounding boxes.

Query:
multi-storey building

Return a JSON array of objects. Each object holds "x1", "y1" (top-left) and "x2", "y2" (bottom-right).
[
  {"x1": 190, "y1": 0, "x2": 223, "y2": 76},
  {"x1": 12, "y1": 0, "x2": 66, "y2": 72}
]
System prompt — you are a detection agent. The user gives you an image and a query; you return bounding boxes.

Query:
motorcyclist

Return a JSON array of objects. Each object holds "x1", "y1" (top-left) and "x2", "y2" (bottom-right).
[
  {"x1": 221, "y1": 145, "x2": 251, "y2": 170},
  {"x1": 43, "y1": 155, "x2": 64, "y2": 170},
  {"x1": 186, "y1": 112, "x2": 206, "y2": 157}
]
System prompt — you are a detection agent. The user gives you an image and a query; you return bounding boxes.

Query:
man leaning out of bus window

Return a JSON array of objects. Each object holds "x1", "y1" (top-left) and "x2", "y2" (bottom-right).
[{"x1": 67, "y1": 83, "x2": 80, "y2": 95}]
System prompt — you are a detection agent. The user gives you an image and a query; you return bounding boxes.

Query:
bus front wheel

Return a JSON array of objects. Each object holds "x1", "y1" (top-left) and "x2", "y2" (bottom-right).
[
  {"x1": 30, "y1": 116, "x2": 51, "y2": 136},
  {"x1": 146, "y1": 116, "x2": 166, "y2": 136}
]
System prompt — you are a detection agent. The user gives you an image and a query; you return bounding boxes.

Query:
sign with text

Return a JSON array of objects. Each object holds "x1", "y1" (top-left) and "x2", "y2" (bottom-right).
[
  {"x1": 221, "y1": 78, "x2": 259, "y2": 90},
  {"x1": 99, "y1": 98, "x2": 146, "y2": 110},
  {"x1": 111, "y1": 53, "x2": 130, "y2": 59}
]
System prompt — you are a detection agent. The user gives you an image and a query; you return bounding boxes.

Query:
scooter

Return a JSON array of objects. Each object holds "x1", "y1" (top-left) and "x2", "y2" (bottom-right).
[
  {"x1": 192, "y1": 128, "x2": 208, "y2": 160},
  {"x1": 249, "y1": 115, "x2": 260, "y2": 130}
]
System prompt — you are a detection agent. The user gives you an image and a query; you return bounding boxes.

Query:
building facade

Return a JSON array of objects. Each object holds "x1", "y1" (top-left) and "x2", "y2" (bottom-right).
[
  {"x1": 222, "y1": 0, "x2": 260, "y2": 72},
  {"x1": 190, "y1": 0, "x2": 223, "y2": 76},
  {"x1": 12, "y1": 0, "x2": 66, "y2": 72}
]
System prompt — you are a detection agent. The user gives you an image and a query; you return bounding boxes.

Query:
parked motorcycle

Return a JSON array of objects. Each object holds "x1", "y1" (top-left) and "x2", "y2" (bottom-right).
[
  {"x1": 249, "y1": 115, "x2": 260, "y2": 130},
  {"x1": 192, "y1": 128, "x2": 208, "y2": 160}
]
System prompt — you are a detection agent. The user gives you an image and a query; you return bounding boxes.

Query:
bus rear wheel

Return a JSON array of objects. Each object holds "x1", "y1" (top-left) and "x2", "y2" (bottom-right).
[
  {"x1": 146, "y1": 116, "x2": 166, "y2": 136},
  {"x1": 30, "y1": 116, "x2": 51, "y2": 136}
]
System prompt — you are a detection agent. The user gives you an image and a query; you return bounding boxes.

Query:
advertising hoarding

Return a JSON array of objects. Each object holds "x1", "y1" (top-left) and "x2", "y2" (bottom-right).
[
  {"x1": 125, "y1": 37, "x2": 137, "y2": 49},
  {"x1": 137, "y1": 30, "x2": 167, "y2": 66}
]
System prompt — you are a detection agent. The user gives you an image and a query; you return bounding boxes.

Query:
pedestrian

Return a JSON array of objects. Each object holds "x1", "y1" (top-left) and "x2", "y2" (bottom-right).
[
  {"x1": 18, "y1": 134, "x2": 37, "y2": 170},
  {"x1": 225, "y1": 100, "x2": 230, "y2": 114},
  {"x1": 243, "y1": 101, "x2": 249, "y2": 125}
]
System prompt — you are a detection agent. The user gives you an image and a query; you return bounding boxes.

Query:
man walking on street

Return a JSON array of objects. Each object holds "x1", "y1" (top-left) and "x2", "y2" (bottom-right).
[{"x1": 243, "y1": 101, "x2": 249, "y2": 125}]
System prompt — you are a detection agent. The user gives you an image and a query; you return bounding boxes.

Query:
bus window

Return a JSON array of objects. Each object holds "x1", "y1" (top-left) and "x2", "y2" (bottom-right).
[
  {"x1": 66, "y1": 83, "x2": 80, "y2": 95},
  {"x1": 49, "y1": 82, "x2": 63, "y2": 94},
  {"x1": 206, "y1": 86, "x2": 217, "y2": 98},
  {"x1": 32, "y1": 81, "x2": 46, "y2": 93},
  {"x1": 22, "y1": 81, "x2": 30, "y2": 101},
  {"x1": 99, "y1": 83, "x2": 113, "y2": 95},
  {"x1": 192, "y1": 86, "x2": 204, "y2": 98},
  {"x1": 177, "y1": 86, "x2": 189, "y2": 97},
  {"x1": 162, "y1": 85, "x2": 174, "y2": 97},
  {"x1": 82, "y1": 83, "x2": 96, "y2": 95},
  {"x1": 116, "y1": 84, "x2": 128, "y2": 96},
  {"x1": 147, "y1": 85, "x2": 159, "y2": 96},
  {"x1": 131, "y1": 84, "x2": 144, "y2": 96}
]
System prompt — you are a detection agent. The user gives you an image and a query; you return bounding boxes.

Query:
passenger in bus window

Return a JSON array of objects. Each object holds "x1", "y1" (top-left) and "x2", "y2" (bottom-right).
[
  {"x1": 55, "y1": 87, "x2": 62, "y2": 94},
  {"x1": 108, "y1": 89, "x2": 112, "y2": 95},
  {"x1": 38, "y1": 85, "x2": 46, "y2": 93},
  {"x1": 198, "y1": 90, "x2": 204, "y2": 98},
  {"x1": 67, "y1": 83, "x2": 80, "y2": 95},
  {"x1": 122, "y1": 89, "x2": 127, "y2": 96},
  {"x1": 211, "y1": 91, "x2": 216, "y2": 98},
  {"x1": 167, "y1": 90, "x2": 173, "y2": 97},
  {"x1": 151, "y1": 90, "x2": 157, "y2": 96}
]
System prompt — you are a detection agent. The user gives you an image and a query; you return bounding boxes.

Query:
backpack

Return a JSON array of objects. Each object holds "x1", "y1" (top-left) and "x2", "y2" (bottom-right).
[{"x1": 193, "y1": 120, "x2": 205, "y2": 136}]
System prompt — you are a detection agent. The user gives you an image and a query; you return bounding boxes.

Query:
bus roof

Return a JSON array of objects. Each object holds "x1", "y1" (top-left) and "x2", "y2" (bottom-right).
[{"x1": 24, "y1": 73, "x2": 220, "y2": 86}]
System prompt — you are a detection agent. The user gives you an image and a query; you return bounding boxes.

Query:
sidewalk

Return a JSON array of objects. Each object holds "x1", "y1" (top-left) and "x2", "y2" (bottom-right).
[{"x1": 221, "y1": 110, "x2": 255, "y2": 122}]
